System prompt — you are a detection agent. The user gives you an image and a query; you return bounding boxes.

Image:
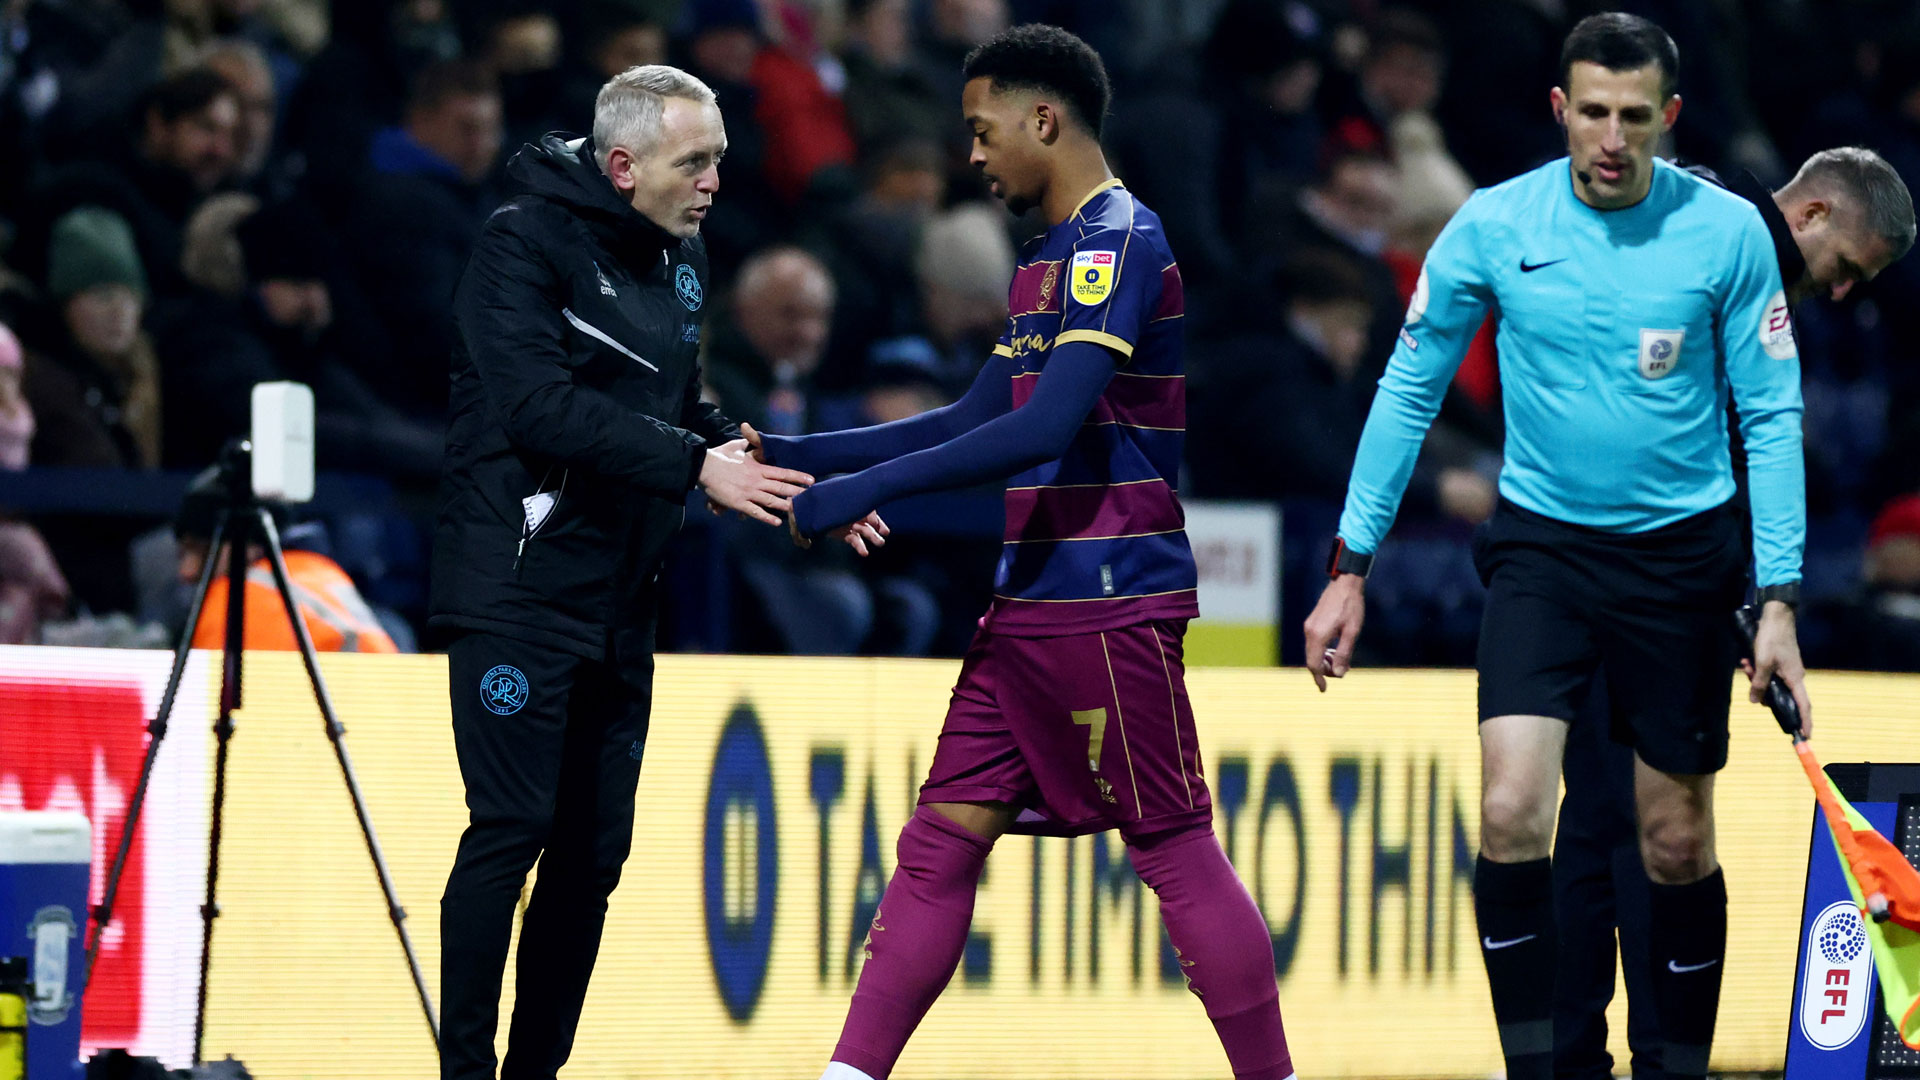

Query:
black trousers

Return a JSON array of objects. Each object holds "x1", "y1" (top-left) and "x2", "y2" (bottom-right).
[
  {"x1": 440, "y1": 631, "x2": 652, "y2": 1080},
  {"x1": 1553, "y1": 678, "x2": 1662, "y2": 1079}
]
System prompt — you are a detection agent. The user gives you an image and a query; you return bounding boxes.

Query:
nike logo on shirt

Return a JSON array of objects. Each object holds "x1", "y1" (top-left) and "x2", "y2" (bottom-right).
[
  {"x1": 1668, "y1": 958, "x2": 1720, "y2": 973},
  {"x1": 1482, "y1": 934, "x2": 1538, "y2": 950},
  {"x1": 1519, "y1": 258, "x2": 1567, "y2": 272}
]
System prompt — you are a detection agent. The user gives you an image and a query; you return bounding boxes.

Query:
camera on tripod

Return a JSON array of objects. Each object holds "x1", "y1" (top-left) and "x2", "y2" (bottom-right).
[
  {"x1": 83, "y1": 380, "x2": 440, "y2": 1066},
  {"x1": 211, "y1": 382, "x2": 315, "y2": 507}
]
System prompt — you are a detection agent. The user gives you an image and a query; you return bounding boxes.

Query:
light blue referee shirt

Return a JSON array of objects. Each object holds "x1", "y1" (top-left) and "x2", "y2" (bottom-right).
[{"x1": 1337, "y1": 156, "x2": 1806, "y2": 586}]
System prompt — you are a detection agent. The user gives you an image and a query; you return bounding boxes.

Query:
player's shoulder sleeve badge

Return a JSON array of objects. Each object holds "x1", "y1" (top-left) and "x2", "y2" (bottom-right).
[
  {"x1": 1759, "y1": 288, "x2": 1796, "y2": 359},
  {"x1": 1070, "y1": 249, "x2": 1117, "y2": 305}
]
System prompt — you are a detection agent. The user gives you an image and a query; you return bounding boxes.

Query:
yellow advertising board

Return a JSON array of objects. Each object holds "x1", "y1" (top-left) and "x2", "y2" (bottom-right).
[{"x1": 140, "y1": 653, "x2": 1919, "y2": 1078}]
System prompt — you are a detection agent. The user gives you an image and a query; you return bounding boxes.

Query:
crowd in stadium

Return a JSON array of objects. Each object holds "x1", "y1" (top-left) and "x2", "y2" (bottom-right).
[{"x1": 0, "y1": 0, "x2": 1917, "y2": 666}]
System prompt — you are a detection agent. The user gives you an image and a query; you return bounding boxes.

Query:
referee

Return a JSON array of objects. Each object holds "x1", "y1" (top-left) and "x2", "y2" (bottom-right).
[
  {"x1": 431, "y1": 66, "x2": 813, "y2": 1079},
  {"x1": 1553, "y1": 145, "x2": 1914, "y2": 1080},
  {"x1": 1305, "y1": 14, "x2": 1808, "y2": 1080}
]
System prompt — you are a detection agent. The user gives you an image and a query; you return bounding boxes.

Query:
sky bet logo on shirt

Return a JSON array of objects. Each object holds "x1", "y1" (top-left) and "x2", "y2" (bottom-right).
[{"x1": 1071, "y1": 251, "x2": 1115, "y2": 304}]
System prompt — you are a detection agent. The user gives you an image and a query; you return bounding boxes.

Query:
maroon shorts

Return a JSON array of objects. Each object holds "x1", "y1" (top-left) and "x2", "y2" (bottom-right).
[{"x1": 918, "y1": 619, "x2": 1213, "y2": 838}]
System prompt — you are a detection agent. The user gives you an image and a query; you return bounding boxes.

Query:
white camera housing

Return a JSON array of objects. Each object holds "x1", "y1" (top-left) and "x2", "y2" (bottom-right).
[{"x1": 250, "y1": 381, "x2": 315, "y2": 503}]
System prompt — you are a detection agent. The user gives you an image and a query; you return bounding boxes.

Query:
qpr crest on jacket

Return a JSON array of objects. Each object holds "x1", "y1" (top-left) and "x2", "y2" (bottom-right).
[{"x1": 676, "y1": 263, "x2": 703, "y2": 310}]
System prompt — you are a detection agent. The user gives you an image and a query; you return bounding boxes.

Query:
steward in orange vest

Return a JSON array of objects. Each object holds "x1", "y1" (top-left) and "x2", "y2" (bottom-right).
[{"x1": 173, "y1": 471, "x2": 398, "y2": 653}]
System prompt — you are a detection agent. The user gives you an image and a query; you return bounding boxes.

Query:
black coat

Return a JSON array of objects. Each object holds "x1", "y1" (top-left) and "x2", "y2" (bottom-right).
[{"x1": 429, "y1": 135, "x2": 737, "y2": 663}]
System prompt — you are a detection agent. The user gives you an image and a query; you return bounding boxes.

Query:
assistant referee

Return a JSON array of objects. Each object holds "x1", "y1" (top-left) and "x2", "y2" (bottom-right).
[
  {"x1": 1304, "y1": 14, "x2": 1808, "y2": 1080},
  {"x1": 1552, "y1": 145, "x2": 1914, "y2": 1080}
]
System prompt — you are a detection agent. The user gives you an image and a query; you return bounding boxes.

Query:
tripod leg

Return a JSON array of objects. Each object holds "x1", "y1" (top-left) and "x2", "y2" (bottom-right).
[
  {"x1": 194, "y1": 506, "x2": 253, "y2": 1065},
  {"x1": 193, "y1": 700, "x2": 236, "y2": 1066},
  {"x1": 82, "y1": 513, "x2": 229, "y2": 997},
  {"x1": 254, "y1": 509, "x2": 442, "y2": 1049}
]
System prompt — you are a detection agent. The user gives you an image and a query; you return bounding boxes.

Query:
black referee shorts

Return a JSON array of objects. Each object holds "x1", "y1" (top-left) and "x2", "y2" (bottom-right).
[{"x1": 1472, "y1": 497, "x2": 1748, "y2": 775}]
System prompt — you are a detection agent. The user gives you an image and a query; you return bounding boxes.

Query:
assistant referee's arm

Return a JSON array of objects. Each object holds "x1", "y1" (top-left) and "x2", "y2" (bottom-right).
[
  {"x1": 1719, "y1": 213, "x2": 1807, "y2": 587},
  {"x1": 1336, "y1": 194, "x2": 1495, "y2": 555}
]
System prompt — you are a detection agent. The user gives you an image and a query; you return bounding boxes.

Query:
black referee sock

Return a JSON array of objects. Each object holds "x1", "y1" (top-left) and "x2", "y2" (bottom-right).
[
  {"x1": 1648, "y1": 868, "x2": 1728, "y2": 1077},
  {"x1": 1474, "y1": 855, "x2": 1557, "y2": 1080}
]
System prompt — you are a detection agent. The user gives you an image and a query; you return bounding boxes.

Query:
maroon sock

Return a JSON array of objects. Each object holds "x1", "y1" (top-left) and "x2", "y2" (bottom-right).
[
  {"x1": 1131, "y1": 827, "x2": 1295, "y2": 1080},
  {"x1": 830, "y1": 808, "x2": 994, "y2": 1079}
]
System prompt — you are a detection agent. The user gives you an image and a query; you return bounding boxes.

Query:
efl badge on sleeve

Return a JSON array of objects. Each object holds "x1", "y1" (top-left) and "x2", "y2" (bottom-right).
[{"x1": 1071, "y1": 251, "x2": 1116, "y2": 305}]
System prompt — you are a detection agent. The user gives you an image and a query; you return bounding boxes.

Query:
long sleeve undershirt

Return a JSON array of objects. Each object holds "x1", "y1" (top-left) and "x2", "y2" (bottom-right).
[
  {"x1": 788, "y1": 342, "x2": 1120, "y2": 536},
  {"x1": 758, "y1": 352, "x2": 1019, "y2": 476}
]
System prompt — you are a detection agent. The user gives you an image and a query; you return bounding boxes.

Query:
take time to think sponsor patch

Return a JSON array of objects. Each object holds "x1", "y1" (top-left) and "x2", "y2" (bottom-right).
[{"x1": 1071, "y1": 251, "x2": 1115, "y2": 305}]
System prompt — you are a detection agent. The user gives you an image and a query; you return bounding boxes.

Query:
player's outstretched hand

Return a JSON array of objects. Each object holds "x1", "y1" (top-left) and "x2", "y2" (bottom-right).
[
  {"x1": 700, "y1": 440, "x2": 813, "y2": 526},
  {"x1": 1747, "y1": 600, "x2": 1813, "y2": 738},
  {"x1": 1303, "y1": 574, "x2": 1366, "y2": 692},
  {"x1": 788, "y1": 507, "x2": 887, "y2": 554},
  {"x1": 835, "y1": 511, "x2": 889, "y2": 556}
]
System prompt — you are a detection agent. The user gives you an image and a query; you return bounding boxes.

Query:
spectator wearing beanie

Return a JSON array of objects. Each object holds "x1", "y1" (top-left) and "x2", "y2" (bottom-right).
[
  {"x1": 21, "y1": 206, "x2": 163, "y2": 469},
  {"x1": 12, "y1": 207, "x2": 162, "y2": 614}
]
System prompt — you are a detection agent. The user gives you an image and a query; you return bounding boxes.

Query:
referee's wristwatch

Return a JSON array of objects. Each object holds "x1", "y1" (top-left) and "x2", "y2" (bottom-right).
[
  {"x1": 1326, "y1": 537, "x2": 1373, "y2": 581},
  {"x1": 1756, "y1": 581, "x2": 1801, "y2": 611}
]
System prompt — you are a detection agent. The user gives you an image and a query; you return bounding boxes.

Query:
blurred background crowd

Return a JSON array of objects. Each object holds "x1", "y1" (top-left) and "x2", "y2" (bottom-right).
[{"x1": 0, "y1": 0, "x2": 1917, "y2": 668}]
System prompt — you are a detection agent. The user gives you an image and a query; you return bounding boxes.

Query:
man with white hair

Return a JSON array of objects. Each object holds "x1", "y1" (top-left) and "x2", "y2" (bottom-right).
[{"x1": 433, "y1": 65, "x2": 830, "y2": 1080}]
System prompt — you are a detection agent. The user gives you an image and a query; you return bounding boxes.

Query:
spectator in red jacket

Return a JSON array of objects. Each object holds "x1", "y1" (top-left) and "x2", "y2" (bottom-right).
[{"x1": 685, "y1": 0, "x2": 856, "y2": 205}]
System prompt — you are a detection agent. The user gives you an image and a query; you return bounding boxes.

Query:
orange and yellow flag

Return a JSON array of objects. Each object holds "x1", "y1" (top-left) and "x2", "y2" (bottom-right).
[{"x1": 1798, "y1": 743, "x2": 1920, "y2": 1049}]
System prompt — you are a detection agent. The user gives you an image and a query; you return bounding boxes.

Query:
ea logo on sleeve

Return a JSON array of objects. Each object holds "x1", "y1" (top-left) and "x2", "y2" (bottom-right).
[
  {"x1": 481, "y1": 665, "x2": 530, "y2": 715},
  {"x1": 1070, "y1": 250, "x2": 1115, "y2": 304},
  {"x1": 676, "y1": 264, "x2": 703, "y2": 311},
  {"x1": 1760, "y1": 289, "x2": 1796, "y2": 359}
]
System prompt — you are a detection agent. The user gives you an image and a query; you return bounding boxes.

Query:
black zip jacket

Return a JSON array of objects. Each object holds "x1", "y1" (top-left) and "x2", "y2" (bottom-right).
[{"x1": 429, "y1": 134, "x2": 737, "y2": 662}]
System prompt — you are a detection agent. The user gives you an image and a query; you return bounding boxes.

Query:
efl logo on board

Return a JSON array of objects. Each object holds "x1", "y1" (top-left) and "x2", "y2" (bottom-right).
[{"x1": 1799, "y1": 900, "x2": 1874, "y2": 1050}]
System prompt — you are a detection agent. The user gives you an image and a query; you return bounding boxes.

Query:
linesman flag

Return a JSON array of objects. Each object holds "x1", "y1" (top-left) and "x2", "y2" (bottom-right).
[
  {"x1": 1795, "y1": 739, "x2": 1920, "y2": 1049},
  {"x1": 1735, "y1": 603, "x2": 1920, "y2": 1049}
]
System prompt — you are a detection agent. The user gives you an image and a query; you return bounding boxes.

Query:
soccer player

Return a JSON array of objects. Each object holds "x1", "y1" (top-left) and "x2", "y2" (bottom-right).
[
  {"x1": 742, "y1": 24, "x2": 1296, "y2": 1080},
  {"x1": 1303, "y1": 14, "x2": 1809, "y2": 1080}
]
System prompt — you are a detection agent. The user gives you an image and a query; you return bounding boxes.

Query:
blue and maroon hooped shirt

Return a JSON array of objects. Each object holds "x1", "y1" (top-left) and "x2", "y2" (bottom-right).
[{"x1": 986, "y1": 179, "x2": 1198, "y2": 635}]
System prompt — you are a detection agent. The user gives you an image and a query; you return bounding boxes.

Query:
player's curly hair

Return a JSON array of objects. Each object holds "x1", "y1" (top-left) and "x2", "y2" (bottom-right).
[{"x1": 962, "y1": 24, "x2": 1112, "y2": 138}]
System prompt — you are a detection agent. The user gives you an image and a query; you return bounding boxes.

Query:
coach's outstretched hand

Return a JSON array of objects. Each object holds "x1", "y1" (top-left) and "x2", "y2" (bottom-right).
[
  {"x1": 700, "y1": 439, "x2": 813, "y2": 525},
  {"x1": 1744, "y1": 600, "x2": 1813, "y2": 738},
  {"x1": 740, "y1": 421, "x2": 768, "y2": 463},
  {"x1": 1304, "y1": 573, "x2": 1366, "y2": 692}
]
